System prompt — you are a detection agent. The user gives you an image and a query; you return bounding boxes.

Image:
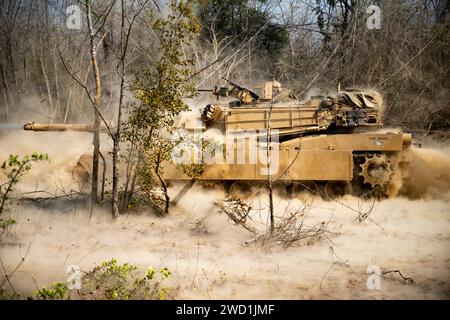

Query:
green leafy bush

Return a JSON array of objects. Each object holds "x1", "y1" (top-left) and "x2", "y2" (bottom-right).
[
  {"x1": 33, "y1": 259, "x2": 174, "y2": 300},
  {"x1": 82, "y1": 259, "x2": 173, "y2": 300},
  {"x1": 35, "y1": 282, "x2": 68, "y2": 300},
  {"x1": 0, "y1": 153, "x2": 49, "y2": 215}
]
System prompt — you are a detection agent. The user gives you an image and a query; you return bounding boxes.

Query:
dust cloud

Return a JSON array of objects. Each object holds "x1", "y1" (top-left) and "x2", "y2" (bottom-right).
[
  {"x1": 0, "y1": 129, "x2": 449, "y2": 299},
  {"x1": 0, "y1": 130, "x2": 110, "y2": 195},
  {"x1": 400, "y1": 146, "x2": 450, "y2": 199}
]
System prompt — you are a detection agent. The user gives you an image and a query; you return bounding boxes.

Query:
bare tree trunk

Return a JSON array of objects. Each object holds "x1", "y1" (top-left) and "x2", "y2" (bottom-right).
[
  {"x1": 125, "y1": 155, "x2": 140, "y2": 210},
  {"x1": 112, "y1": 0, "x2": 148, "y2": 217},
  {"x1": 39, "y1": 54, "x2": 53, "y2": 119},
  {"x1": 53, "y1": 50, "x2": 61, "y2": 121},
  {"x1": 155, "y1": 151, "x2": 170, "y2": 215},
  {"x1": 112, "y1": 0, "x2": 126, "y2": 219},
  {"x1": 92, "y1": 112, "x2": 101, "y2": 205},
  {"x1": 0, "y1": 64, "x2": 11, "y2": 123},
  {"x1": 267, "y1": 95, "x2": 274, "y2": 235},
  {"x1": 86, "y1": 0, "x2": 101, "y2": 205},
  {"x1": 112, "y1": 58, "x2": 124, "y2": 218},
  {"x1": 112, "y1": 135, "x2": 120, "y2": 217},
  {"x1": 63, "y1": 89, "x2": 72, "y2": 124}
]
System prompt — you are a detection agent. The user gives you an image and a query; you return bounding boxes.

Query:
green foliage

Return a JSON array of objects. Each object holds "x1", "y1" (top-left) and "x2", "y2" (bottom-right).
[
  {"x1": 314, "y1": 0, "x2": 333, "y2": 49},
  {"x1": 0, "y1": 218, "x2": 15, "y2": 233},
  {"x1": 160, "y1": 267, "x2": 171, "y2": 279},
  {"x1": 0, "y1": 153, "x2": 49, "y2": 215},
  {"x1": 1, "y1": 153, "x2": 48, "y2": 174},
  {"x1": 95, "y1": 258, "x2": 137, "y2": 277},
  {"x1": 313, "y1": 0, "x2": 356, "y2": 52},
  {"x1": 123, "y1": 0, "x2": 200, "y2": 212},
  {"x1": 81, "y1": 259, "x2": 174, "y2": 300},
  {"x1": 30, "y1": 259, "x2": 174, "y2": 300},
  {"x1": 35, "y1": 282, "x2": 68, "y2": 300},
  {"x1": 82, "y1": 258, "x2": 137, "y2": 300},
  {"x1": 197, "y1": 0, "x2": 289, "y2": 60},
  {"x1": 178, "y1": 162, "x2": 205, "y2": 178},
  {"x1": 172, "y1": 134, "x2": 210, "y2": 178},
  {"x1": 125, "y1": 0, "x2": 200, "y2": 140}
]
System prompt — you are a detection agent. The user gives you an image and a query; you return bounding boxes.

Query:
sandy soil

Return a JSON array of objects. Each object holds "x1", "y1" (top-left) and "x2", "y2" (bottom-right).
[{"x1": 0, "y1": 130, "x2": 449, "y2": 299}]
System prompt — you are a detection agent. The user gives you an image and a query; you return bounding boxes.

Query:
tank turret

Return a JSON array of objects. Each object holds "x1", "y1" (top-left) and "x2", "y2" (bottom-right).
[{"x1": 197, "y1": 81, "x2": 383, "y2": 140}]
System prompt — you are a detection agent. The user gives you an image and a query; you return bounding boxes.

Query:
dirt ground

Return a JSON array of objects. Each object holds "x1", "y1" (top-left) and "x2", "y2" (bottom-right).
[{"x1": 0, "y1": 131, "x2": 449, "y2": 299}]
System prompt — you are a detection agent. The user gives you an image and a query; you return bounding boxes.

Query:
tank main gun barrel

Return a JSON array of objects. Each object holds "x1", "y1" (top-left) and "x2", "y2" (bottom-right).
[{"x1": 23, "y1": 122, "x2": 109, "y2": 132}]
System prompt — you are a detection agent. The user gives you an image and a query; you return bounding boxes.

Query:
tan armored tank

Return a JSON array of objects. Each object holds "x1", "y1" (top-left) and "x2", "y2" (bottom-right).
[
  {"x1": 164, "y1": 79, "x2": 411, "y2": 199},
  {"x1": 23, "y1": 79, "x2": 412, "y2": 199}
]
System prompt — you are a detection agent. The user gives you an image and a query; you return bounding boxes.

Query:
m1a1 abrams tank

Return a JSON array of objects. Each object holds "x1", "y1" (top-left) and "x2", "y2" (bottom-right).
[
  {"x1": 23, "y1": 79, "x2": 412, "y2": 199},
  {"x1": 164, "y1": 78, "x2": 412, "y2": 199}
]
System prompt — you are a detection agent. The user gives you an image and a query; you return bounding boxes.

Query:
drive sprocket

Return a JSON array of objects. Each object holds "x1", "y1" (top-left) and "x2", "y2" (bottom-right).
[{"x1": 359, "y1": 154, "x2": 394, "y2": 188}]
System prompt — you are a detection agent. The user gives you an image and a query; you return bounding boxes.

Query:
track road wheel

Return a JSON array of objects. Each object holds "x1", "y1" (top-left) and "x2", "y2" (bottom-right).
[
  {"x1": 325, "y1": 181, "x2": 351, "y2": 199},
  {"x1": 291, "y1": 181, "x2": 320, "y2": 198},
  {"x1": 229, "y1": 181, "x2": 253, "y2": 200},
  {"x1": 198, "y1": 181, "x2": 226, "y2": 193},
  {"x1": 273, "y1": 182, "x2": 290, "y2": 198}
]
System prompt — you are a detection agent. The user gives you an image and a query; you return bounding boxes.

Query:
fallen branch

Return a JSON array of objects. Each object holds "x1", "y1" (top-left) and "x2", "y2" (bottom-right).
[
  {"x1": 217, "y1": 197, "x2": 334, "y2": 250},
  {"x1": 382, "y1": 269, "x2": 414, "y2": 284},
  {"x1": 320, "y1": 244, "x2": 363, "y2": 289},
  {"x1": 217, "y1": 197, "x2": 256, "y2": 234}
]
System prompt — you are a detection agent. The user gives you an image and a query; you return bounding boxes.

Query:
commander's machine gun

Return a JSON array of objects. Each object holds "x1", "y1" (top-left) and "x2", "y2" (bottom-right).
[{"x1": 198, "y1": 77, "x2": 260, "y2": 105}]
